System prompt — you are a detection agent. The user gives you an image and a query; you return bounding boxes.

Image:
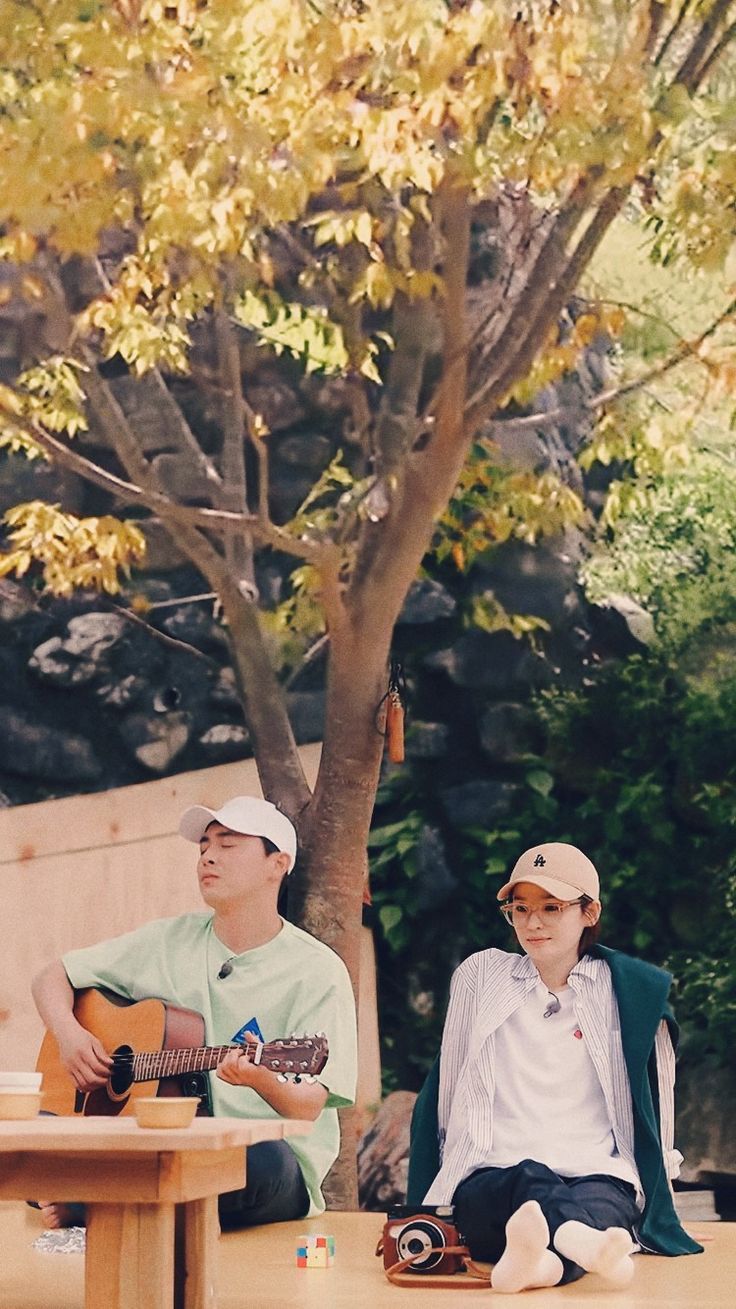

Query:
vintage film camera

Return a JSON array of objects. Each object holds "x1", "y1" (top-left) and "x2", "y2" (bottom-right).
[{"x1": 380, "y1": 1204, "x2": 466, "y2": 1275}]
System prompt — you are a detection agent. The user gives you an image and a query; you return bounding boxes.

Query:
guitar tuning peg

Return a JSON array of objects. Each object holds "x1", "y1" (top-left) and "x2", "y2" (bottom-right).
[{"x1": 276, "y1": 1073, "x2": 289, "y2": 1084}]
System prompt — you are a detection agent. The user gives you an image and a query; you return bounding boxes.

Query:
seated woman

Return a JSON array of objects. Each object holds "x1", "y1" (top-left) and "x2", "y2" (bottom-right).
[{"x1": 414, "y1": 842, "x2": 702, "y2": 1293}]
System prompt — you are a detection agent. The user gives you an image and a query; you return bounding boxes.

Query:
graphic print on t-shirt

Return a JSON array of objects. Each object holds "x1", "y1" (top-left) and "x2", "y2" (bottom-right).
[{"x1": 231, "y1": 1017, "x2": 265, "y2": 1044}]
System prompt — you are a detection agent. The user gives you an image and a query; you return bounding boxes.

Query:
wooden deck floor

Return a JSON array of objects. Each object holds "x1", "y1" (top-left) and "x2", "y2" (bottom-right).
[{"x1": 2, "y1": 1203, "x2": 734, "y2": 1307}]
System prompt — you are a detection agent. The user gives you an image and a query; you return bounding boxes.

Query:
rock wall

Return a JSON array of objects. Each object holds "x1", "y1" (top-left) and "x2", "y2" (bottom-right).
[{"x1": 0, "y1": 575, "x2": 327, "y2": 804}]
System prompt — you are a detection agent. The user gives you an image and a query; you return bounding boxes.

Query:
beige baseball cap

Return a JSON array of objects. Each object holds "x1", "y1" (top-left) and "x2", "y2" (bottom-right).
[
  {"x1": 179, "y1": 796, "x2": 297, "y2": 872},
  {"x1": 497, "y1": 842, "x2": 599, "y2": 902}
]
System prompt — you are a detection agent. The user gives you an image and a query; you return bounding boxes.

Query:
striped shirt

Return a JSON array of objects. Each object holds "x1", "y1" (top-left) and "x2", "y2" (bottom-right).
[{"x1": 423, "y1": 949, "x2": 681, "y2": 1208}]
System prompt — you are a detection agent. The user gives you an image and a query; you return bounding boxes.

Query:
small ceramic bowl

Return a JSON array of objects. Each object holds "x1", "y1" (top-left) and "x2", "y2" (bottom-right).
[
  {"x1": 0, "y1": 1072, "x2": 43, "y2": 1089},
  {"x1": 0, "y1": 1089, "x2": 43, "y2": 1120},
  {"x1": 133, "y1": 1097, "x2": 199, "y2": 1129}
]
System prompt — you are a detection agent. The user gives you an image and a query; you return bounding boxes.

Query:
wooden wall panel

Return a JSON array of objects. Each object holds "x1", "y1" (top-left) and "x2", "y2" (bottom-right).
[
  {"x1": 0, "y1": 745, "x2": 381, "y2": 1127},
  {"x1": 0, "y1": 752, "x2": 320, "y2": 1070}
]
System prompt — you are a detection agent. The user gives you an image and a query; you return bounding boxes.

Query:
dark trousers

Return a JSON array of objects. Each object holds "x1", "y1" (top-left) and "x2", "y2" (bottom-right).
[
  {"x1": 30, "y1": 1138, "x2": 310, "y2": 1232},
  {"x1": 218, "y1": 1139, "x2": 310, "y2": 1230},
  {"x1": 453, "y1": 1159, "x2": 639, "y2": 1284}
]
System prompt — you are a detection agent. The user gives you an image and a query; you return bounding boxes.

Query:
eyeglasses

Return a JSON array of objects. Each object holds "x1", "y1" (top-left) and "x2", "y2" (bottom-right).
[{"x1": 499, "y1": 898, "x2": 584, "y2": 925}]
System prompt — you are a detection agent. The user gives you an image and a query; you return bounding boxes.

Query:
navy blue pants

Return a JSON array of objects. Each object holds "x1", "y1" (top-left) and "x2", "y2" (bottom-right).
[
  {"x1": 218, "y1": 1139, "x2": 310, "y2": 1230},
  {"x1": 453, "y1": 1159, "x2": 639, "y2": 1284}
]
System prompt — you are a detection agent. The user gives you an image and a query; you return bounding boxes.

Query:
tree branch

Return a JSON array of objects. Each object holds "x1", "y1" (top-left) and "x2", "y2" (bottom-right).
[
  {"x1": 486, "y1": 299, "x2": 736, "y2": 434},
  {"x1": 213, "y1": 572, "x2": 313, "y2": 821},
  {"x1": 82, "y1": 256, "x2": 224, "y2": 495},
  {"x1": 239, "y1": 385, "x2": 272, "y2": 525},
  {"x1": 372, "y1": 218, "x2": 436, "y2": 478},
  {"x1": 213, "y1": 308, "x2": 256, "y2": 596},
  {"x1": 592, "y1": 297, "x2": 736, "y2": 407},
  {"x1": 422, "y1": 183, "x2": 472, "y2": 486},
  {"x1": 145, "y1": 368, "x2": 224, "y2": 494},
  {"x1": 462, "y1": 172, "x2": 602, "y2": 420},
  {"x1": 102, "y1": 596, "x2": 220, "y2": 667},
  {"x1": 463, "y1": 7, "x2": 736, "y2": 438},
  {"x1": 654, "y1": 0, "x2": 691, "y2": 66},
  {"x1": 466, "y1": 184, "x2": 629, "y2": 434},
  {"x1": 694, "y1": 16, "x2": 736, "y2": 83},
  {"x1": 346, "y1": 182, "x2": 471, "y2": 642},
  {"x1": 674, "y1": 0, "x2": 736, "y2": 91},
  {"x1": 10, "y1": 416, "x2": 324, "y2": 564},
  {"x1": 315, "y1": 542, "x2": 349, "y2": 639},
  {"x1": 645, "y1": 1, "x2": 667, "y2": 58},
  {"x1": 1, "y1": 407, "x2": 315, "y2": 818},
  {"x1": 80, "y1": 353, "x2": 312, "y2": 819}
]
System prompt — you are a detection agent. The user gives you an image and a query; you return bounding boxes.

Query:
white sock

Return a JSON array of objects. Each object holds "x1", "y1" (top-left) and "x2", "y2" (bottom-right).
[
  {"x1": 554, "y1": 1220, "x2": 635, "y2": 1287},
  {"x1": 491, "y1": 1201, "x2": 564, "y2": 1294}
]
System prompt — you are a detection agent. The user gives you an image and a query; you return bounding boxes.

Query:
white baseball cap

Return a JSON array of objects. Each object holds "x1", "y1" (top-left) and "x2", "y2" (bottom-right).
[
  {"x1": 179, "y1": 796, "x2": 297, "y2": 872},
  {"x1": 497, "y1": 841, "x2": 599, "y2": 901}
]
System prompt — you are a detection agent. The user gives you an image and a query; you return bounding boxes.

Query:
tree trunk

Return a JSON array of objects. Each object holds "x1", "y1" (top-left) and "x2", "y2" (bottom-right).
[
  {"x1": 216, "y1": 574, "x2": 312, "y2": 820},
  {"x1": 290, "y1": 622, "x2": 389, "y2": 1209},
  {"x1": 294, "y1": 624, "x2": 387, "y2": 968}
]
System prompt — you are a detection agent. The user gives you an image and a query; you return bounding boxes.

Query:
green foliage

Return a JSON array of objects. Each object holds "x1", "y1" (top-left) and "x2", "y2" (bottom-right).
[
  {"x1": 15, "y1": 357, "x2": 90, "y2": 435},
  {"x1": 0, "y1": 359, "x2": 89, "y2": 450},
  {"x1": 0, "y1": 500, "x2": 146, "y2": 594},
  {"x1": 84, "y1": 295, "x2": 192, "y2": 376},
  {"x1": 465, "y1": 592, "x2": 551, "y2": 642},
  {"x1": 539, "y1": 656, "x2": 736, "y2": 1067},
  {"x1": 373, "y1": 411, "x2": 736, "y2": 1087},
  {"x1": 371, "y1": 646, "x2": 736, "y2": 1088},
  {"x1": 434, "y1": 442, "x2": 587, "y2": 572},
  {"x1": 258, "y1": 564, "x2": 327, "y2": 675},
  {"x1": 287, "y1": 449, "x2": 357, "y2": 538},
  {"x1": 582, "y1": 451, "x2": 736, "y2": 646},
  {"x1": 233, "y1": 290, "x2": 373, "y2": 378},
  {"x1": 579, "y1": 410, "x2": 693, "y2": 488},
  {"x1": 370, "y1": 767, "x2": 560, "y2": 1089}
]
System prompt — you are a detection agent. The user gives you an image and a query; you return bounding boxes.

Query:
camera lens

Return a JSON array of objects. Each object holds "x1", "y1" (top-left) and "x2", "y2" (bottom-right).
[{"x1": 396, "y1": 1219, "x2": 447, "y2": 1272}]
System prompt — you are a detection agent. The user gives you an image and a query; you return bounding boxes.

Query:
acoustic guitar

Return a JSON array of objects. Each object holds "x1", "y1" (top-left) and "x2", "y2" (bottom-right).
[{"x1": 36, "y1": 987, "x2": 329, "y2": 1118}]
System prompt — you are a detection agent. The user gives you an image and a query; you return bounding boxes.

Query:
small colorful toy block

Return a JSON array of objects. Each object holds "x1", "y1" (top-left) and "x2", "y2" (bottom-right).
[{"x1": 296, "y1": 1233, "x2": 336, "y2": 1268}]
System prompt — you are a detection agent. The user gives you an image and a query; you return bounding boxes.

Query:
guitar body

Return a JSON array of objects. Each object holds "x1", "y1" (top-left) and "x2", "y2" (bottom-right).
[{"x1": 36, "y1": 988, "x2": 212, "y2": 1118}]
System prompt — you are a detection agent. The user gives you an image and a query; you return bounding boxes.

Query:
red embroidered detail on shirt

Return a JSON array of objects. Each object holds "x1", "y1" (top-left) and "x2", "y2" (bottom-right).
[{"x1": 573, "y1": 1029, "x2": 583, "y2": 1039}]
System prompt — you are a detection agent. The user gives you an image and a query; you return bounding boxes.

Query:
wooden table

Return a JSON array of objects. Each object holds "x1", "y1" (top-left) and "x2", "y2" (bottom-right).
[{"x1": 0, "y1": 1115, "x2": 312, "y2": 1309}]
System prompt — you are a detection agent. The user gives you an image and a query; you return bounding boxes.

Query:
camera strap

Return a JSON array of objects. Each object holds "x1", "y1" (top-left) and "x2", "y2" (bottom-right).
[{"x1": 375, "y1": 1236, "x2": 490, "y2": 1288}]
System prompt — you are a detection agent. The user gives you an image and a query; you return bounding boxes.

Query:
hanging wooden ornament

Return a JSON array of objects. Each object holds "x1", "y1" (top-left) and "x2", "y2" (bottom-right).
[{"x1": 384, "y1": 661, "x2": 405, "y2": 764}]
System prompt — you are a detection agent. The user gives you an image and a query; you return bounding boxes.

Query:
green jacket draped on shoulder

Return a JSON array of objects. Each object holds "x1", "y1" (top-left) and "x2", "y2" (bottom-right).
[{"x1": 407, "y1": 945, "x2": 702, "y2": 1257}]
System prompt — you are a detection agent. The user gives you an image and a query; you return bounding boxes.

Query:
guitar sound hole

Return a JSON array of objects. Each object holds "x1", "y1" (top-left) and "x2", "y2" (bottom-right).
[{"x1": 109, "y1": 1045, "x2": 134, "y2": 1097}]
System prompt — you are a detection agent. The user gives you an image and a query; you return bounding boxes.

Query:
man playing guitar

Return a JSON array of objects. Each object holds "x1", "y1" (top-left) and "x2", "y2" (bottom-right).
[{"x1": 31, "y1": 795, "x2": 357, "y2": 1230}]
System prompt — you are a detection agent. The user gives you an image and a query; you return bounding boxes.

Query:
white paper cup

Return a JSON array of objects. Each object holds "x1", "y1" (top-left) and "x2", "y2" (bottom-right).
[{"x1": 0, "y1": 1072, "x2": 43, "y2": 1089}]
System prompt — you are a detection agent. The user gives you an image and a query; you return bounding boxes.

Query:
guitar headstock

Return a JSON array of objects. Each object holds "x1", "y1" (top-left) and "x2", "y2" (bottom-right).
[{"x1": 252, "y1": 1034, "x2": 329, "y2": 1079}]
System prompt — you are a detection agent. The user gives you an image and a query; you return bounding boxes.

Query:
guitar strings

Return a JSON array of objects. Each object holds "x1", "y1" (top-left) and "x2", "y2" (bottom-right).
[{"x1": 111, "y1": 1039, "x2": 319, "y2": 1063}]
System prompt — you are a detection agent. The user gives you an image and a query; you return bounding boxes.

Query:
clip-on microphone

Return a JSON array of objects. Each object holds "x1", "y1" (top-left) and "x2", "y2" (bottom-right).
[{"x1": 543, "y1": 991, "x2": 561, "y2": 1019}]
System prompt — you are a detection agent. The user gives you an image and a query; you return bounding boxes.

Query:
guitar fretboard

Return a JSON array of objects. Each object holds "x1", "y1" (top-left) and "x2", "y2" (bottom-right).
[{"x1": 129, "y1": 1045, "x2": 245, "y2": 1082}]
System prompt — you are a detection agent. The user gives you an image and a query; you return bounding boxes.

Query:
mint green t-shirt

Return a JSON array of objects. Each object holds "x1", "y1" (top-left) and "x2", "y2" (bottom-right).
[{"x1": 62, "y1": 914, "x2": 357, "y2": 1215}]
